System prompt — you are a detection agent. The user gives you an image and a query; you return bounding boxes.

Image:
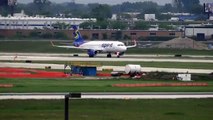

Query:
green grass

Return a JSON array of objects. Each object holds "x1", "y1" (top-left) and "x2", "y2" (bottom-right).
[
  {"x1": 129, "y1": 47, "x2": 213, "y2": 55},
  {"x1": 23, "y1": 60, "x2": 213, "y2": 69},
  {"x1": 0, "y1": 41, "x2": 80, "y2": 53},
  {"x1": 0, "y1": 99, "x2": 213, "y2": 120},
  {"x1": 1, "y1": 78, "x2": 213, "y2": 93},
  {"x1": 80, "y1": 61, "x2": 213, "y2": 69},
  {"x1": 0, "y1": 41, "x2": 212, "y2": 55}
]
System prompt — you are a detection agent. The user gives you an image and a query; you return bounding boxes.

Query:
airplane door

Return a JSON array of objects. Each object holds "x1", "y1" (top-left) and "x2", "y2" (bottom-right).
[{"x1": 112, "y1": 44, "x2": 116, "y2": 50}]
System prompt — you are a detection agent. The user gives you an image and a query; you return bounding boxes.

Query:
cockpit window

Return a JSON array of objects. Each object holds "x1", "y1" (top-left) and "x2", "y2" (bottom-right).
[{"x1": 117, "y1": 44, "x2": 124, "y2": 46}]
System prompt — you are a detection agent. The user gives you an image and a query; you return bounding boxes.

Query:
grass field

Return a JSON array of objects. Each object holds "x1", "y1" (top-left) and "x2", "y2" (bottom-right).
[
  {"x1": 1, "y1": 78, "x2": 213, "y2": 93},
  {"x1": 0, "y1": 99, "x2": 213, "y2": 120},
  {"x1": 0, "y1": 41, "x2": 213, "y2": 55},
  {"x1": 22, "y1": 60, "x2": 213, "y2": 69}
]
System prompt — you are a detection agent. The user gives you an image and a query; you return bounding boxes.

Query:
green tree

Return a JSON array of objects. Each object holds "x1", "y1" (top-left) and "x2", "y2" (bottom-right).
[
  {"x1": 143, "y1": 6, "x2": 159, "y2": 14},
  {"x1": 159, "y1": 23, "x2": 174, "y2": 30},
  {"x1": 157, "y1": 14, "x2": 172, "y2": 21},
  {"x1": 52, "y1": 22, "x2": 70, "y2": 30},
  {"x1": 162, "y1": 3, "x2": 173, "y2": 12},
  {"x1": 34, "y1": 0, "x2": 51, "y2": 10},
  {"x1": 29, "y1": 31, "x2": 40, "y2": 38},
  {"x1": 54, "y1": 32, "x2": 68, "y2": 40},
  {"x1": 80, "y1": 22, "x2": 95, "y2": 29},
  {"x1": 182, "y1": 0, "x2": 200, "y2": 10},
  {"x1": 33, "y1": 0, "x2": 51, "y2": 15},
  {"x1": 41, "y1": 33, "x2": 53, "y2": 39},
  {"x1": 96, "y1": 20, "x2": 109, "y2": 29},
  {"x1": 112, "y1": 1, "x2": 159, "y2": 13},
  {"x1": 190, "y1": 4, "x2": 203, "y2": 14},
  {"x1": 173, "y1": 0, "x2": 183, "y2": 12},
  {"x1": 110, "y1": 21, "x2": 127, "y2": 30},
  {"x1": 0, "y1": 0, "x2": 14, "y2": 16},
  {"x1": 91, "y1": 4, "x2": 112, "y2": 21},
  {"x1": 173, "y1": 0, "x2": 201, "y2": 13},
  {"x1": 133, "y1": 21, "x2": 150, "y2": 30}
]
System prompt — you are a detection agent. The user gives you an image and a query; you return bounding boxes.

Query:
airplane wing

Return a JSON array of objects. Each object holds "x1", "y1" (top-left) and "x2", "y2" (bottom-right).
[
  {"x1": 50, "y1": 41, "x2": 80, "y2": 49},
  {"x1": 79, "y1": 44, "x2": 104, "y2": 51},
  {"x1": 50, "y1": 41, "x2": 104, "y2": 51},
  {"x1": 126, "y1": 40, "x2": 137, "y2": 48}
]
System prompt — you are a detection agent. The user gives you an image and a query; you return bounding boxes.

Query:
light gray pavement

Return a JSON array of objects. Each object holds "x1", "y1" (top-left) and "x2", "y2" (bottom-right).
[
  {"x1": 1, "y1": 52, "x2": 213, "y2": 58},
  {"x1": 1, "y1": 92, "x2": 213, "y2": 100},
  {"x1": 0, "y1": 52, "x2": 213, "y2": 59}
]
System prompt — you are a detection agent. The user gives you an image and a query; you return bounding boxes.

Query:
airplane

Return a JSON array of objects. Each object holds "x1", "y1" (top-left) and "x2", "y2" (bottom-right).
[{"x1": 51, "y1": 25, "x2": 136, "y2": 58}]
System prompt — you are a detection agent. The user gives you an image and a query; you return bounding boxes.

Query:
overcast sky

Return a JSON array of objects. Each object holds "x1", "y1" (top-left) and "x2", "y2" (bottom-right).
[{"x1": 18, "y1": 0, "x2": 213, "y2": 5}]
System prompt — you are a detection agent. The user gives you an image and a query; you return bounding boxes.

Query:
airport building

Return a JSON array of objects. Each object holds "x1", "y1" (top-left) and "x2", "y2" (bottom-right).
[
  {"x1": 185, "y1": 24, "x2": 213, "y2": 40},
  {"x1": 0, "y1": 29, "x2": 183, "y2": 40},
  {"x1": 0, "y1": 11, "x2": 96, "y2": 30},
  {"x1": 0, "y1": 10, "x2": 182, "y2": 40}
]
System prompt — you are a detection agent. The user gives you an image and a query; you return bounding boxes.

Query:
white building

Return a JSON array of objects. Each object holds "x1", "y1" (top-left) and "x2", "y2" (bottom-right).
[
  {"x1": 8, "y1": 0, "x2": 17, "y2": 6},
  {"x1": 149, "y1": 24, "x2": 159, "y2": 31},
  {"x1": 169, "y1": 17, "x2": 179, "y2": 21},
  {"x1": 161, "y1": 12, "x2": 191, "y2": 16},
  {"x1": 111, "y1": 14, "x2": 117, "y2": 20},
  {"x1": 144, "y1": 14, "x2": 157, "y2": 21},
  {"x1": 0, "y1": 14, "x2": 96, "y2": 30},
  {"x1": 210, "y1": 16, "x2": 213, "y2": 21},
  {"x1": 185, "y1": 24, "x2": 213, "y2": 40}
]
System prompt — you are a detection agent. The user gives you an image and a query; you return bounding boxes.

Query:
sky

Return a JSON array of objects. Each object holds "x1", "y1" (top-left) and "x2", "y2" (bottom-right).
[{"x1": 18, "y1": 0, "x2": 213, "y2": 5}]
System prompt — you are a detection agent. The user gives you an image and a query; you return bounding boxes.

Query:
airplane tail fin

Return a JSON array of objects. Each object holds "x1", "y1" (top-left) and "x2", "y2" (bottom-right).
[{"x1": 72, "y1": 25, "x2": 84, "y2": 47}]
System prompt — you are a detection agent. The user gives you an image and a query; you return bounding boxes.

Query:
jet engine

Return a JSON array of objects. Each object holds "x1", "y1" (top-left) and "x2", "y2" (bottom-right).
[{"x1": 87, "y1": 49, "x2": 97, "y2": 57}]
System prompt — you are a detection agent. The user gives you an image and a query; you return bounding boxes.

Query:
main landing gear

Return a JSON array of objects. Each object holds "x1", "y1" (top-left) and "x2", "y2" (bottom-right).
[
  {"x1": 107, "y1": 53, "x2": 112, "y2": 58},
  {"x1": 107, "y1": 53, "x2": 121, "y2": 58}
]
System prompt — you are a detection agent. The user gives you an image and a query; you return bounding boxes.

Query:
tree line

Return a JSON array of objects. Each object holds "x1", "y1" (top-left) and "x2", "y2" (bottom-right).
[
  {"x1": 0, "y1": 0, "x2": 206, "y2": 31},
  {"x1": 0, "y1": 0, "x2": 203, "y2": 18}
]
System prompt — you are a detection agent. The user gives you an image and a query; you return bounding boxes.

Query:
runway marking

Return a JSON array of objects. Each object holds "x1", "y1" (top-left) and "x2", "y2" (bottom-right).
[
  {"x1": 0, "y1": 84, "x2": 14, "y2": 88},
  {"x1": 1, "y1": 52, "x2": 213, "y2": 58},
  {"x1": 1, "y1": 92, "x2": 213, "y2": 100}
]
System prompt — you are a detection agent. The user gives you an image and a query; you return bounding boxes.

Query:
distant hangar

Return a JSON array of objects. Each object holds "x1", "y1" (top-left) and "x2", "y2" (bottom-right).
[
  {"x1": 185, "y1": 24, "x2": 213, "y2": 40},
  {"x1": 0, "y1": 15, "x2": 96, "y2": 30}
]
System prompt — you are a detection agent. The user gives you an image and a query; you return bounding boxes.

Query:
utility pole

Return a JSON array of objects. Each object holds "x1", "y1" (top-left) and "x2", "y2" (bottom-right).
[{"x1": 64, "y1": 93, "x2": 81, "y2": 120}]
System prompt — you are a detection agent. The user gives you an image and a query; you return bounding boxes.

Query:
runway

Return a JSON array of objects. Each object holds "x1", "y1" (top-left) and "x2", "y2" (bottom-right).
[
  {"x1": 0, "y1": 62, "x2": 212, "y2": 74},
  {"x1": 1, "y1": 52, "x2": 213, "y2": 58},
  {"x1": 1, "y1": 92, "x2": 213, "y2": 100},
  {"x1": 0, "y1": 53, "x2": 213, "y2": 63}
]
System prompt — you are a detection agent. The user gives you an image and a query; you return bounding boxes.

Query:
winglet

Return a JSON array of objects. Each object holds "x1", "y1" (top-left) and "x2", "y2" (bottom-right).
[
  {"x1": 133, "y1": 40, "x2": 136, "y2": 46},
  {"x1": 126, "y1": 40, "x2": 137, "y2": 48},
  {"x1": 50, "y1": 41, "x2": 55, "y2": 47}
]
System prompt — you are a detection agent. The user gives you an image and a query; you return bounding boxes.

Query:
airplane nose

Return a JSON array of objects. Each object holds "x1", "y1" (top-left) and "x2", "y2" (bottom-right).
[{"x1": 123, "y1": 46, "x2": 127, "y2": 51}]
